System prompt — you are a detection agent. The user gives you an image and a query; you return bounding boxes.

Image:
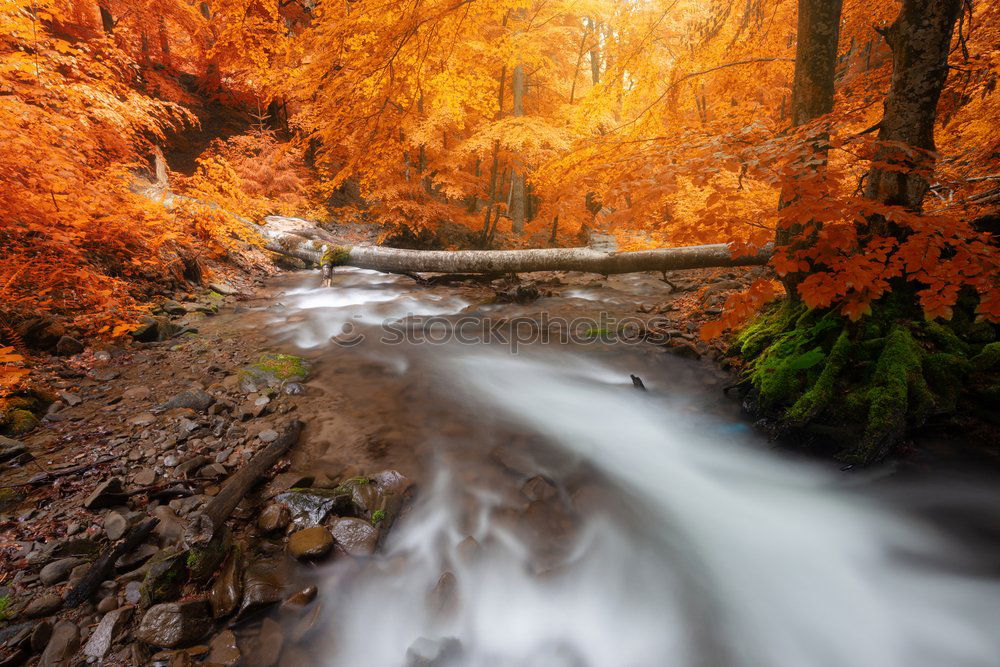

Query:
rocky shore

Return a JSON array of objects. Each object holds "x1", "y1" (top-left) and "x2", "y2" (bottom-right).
[{"x1": 0, "y1": 280, "x2": 416, "y2": 666}]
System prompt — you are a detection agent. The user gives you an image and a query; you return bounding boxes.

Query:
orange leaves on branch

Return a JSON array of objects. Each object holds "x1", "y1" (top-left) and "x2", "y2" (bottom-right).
[{"x1": 701, "y1": 278, "x2": 784, "y2": 340}]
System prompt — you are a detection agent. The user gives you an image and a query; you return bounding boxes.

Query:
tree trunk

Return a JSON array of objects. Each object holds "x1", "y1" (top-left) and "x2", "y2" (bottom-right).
[
  {"x1": 259, "y1": 216, "x2": 771, "y2": 275},
  {"x1": 588, "y1": 18, "x2": 601, "y2": 85},
  {"x1": 98, "y1": 3, "x2": 114, "y2": 35},
  {"x1": 775, "y1": 0, "x2": 844, "y2": 293},
  {"x1": 509, "y1": 63, "x2": 526, "y2": 234},
  {"x1": 158, "y1": 17, "x2": 172, "y2": 68},
  {"x1": 863, "y1": 0, "x2": 962, "y2": 212}
]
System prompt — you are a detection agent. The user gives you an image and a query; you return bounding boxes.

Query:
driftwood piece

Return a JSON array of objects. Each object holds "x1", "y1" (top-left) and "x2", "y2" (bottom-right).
[
  {"x1": 64, "y1": 518, "x2": 157, "y2": 608},
  {"x1": 184, "y1": 420, "x2": 303, "y2": 548}
]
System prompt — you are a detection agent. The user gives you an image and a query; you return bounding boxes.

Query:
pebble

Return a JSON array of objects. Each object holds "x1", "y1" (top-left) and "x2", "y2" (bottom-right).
[
  {"x1": 258, "y1": 429, "x2": 279, "y2": 443},
  {"x1": 96, "y1": 596, "x2": 119, "y2": 613},
  {"x1": 257, "y1": 503, "x2": 291, "y2": 534},
  {"x1": 124, "y1": 581, "x2": 143, "y2": 605},
  {"x1": 133, "y1": 468, "x2": 157, "y2": 486},
  {"x1": 104, "y1": 511, "x2": 128, "y2": 541}
]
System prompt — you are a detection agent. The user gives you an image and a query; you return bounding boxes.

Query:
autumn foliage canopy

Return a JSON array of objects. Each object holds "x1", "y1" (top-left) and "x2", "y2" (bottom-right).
[{"x1": 1, "y1": 0, "x2": 999, "y2": 392}]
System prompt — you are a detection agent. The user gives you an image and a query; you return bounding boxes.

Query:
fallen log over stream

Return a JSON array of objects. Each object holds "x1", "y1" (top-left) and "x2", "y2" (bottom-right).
[{"x1": 259, "y1": 216, "x2": 772, "y2": 276}]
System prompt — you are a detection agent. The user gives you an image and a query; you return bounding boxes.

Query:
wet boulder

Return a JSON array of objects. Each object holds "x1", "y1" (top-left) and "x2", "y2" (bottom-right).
[
  {"x1": 136, "y1": 599, "x2": 210, "y2": 648},
  {"x1": 405, "y1": 636, "x2": 463, "y2": 667},
  {"x1": 238, "y1": 558, "x2": 291, "y2": 618},
  {"x1": 274, "y1": 488, "x2": 351, "y2": 529},
  {"x1": 330, "y1": 517, "x2": 378, "y2": 557},
  {"x1": 287, "y1": 526, "x2": 333, "y2": 560},
  {"x1": 207, "y1": 630, "x2": 241, "y2": 666},
  {"x1": 258, "y1": 503, "x2": 290, "y2": 534}
]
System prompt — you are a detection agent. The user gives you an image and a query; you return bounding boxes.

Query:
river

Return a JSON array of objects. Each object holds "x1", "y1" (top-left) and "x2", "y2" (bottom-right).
[{"x1": 252, "y1": 268, "x2": 1000, "y2": 667}]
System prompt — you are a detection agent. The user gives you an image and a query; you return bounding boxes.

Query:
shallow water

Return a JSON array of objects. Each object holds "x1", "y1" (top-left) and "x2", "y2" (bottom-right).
[{"x1": 258, "y1": 268, "x2": 1000, "y2": 667}]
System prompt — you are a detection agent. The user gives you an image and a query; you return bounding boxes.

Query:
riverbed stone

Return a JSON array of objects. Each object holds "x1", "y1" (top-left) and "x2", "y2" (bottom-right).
[
  {"x1": 23, "y1": 593, "x2": 62, "y2": 618},
  {"x1": 207, "y1": 630, "x2": 240, "y2": 666},
  {"x1": 330, "y1": 517, "x2": 378, "y2": 557},
  {"x1": 238, "y1": 559, "x2": 290, "y2": 618},
  {"x1": 104, "y1": 511, "x2": 128, "y2": 541},
  {"x1": 54, "y1": 336, "x2": 85, "y2": 356},
  {"x1": 156, "y1": 389, "x2": 213, "y2": 414},
  {"x1": 287, "y1": 526, "x2": 333, "y2": 559},
  {"x1": 0, "y1": 436, "x2": 28, "y2": 464},
  {"x1": 249, "y1": 618, "x2": 284, "y2": 667},
  {"x1": 83, "y1": 477, "x2": 126, "y2": 509},
  {"x1": 83, "y1": 606, "x2": 133, "y2": 659},
  {"x1": 274, "y1": 488, "x2": 349, "y2": 528},
  {"x1": 258, "y1": 503, "x2": 290, "y2": 534},
  {"x1": 39, "y1": 557, "x2": 84, "y2": 586},
  {"x1": 38, "y1": 620, "x2": 79, "y2": 667},
  {"x1": 136, "y1": 599, "x2": 210, "y2": 648},
  {"x1": 140, "y1": 548, "x2": 188, "y2": 606},
  {"x1": 210, "y1": 546, "x2": 243, "y2": 619}
]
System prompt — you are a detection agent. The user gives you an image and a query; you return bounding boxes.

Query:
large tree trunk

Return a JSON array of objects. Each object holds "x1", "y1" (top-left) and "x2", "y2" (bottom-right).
[
  {"x1": 776, "y1": 0, "x2": 844, "y2": 294},
  {"x1": 863, "y1": 0, "x2": 962, "y2": 212},
  {"x1": 259, "y1": 216, "x2": 771, "y2": 275}
]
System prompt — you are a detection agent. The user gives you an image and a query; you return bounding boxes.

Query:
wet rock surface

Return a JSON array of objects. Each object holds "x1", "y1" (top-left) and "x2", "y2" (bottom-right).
[{"x1": 136, "y1": 600, "x2": 211, "y2": 648}]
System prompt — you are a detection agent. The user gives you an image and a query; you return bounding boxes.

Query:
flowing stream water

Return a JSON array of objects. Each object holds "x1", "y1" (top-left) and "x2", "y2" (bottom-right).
[{"x1": 255, "y1": 268, "x2": 1000, "y2": 667}]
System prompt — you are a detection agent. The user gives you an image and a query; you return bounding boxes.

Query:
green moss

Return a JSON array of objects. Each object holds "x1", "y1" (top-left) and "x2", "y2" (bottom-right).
[
  {"x1": 854, "y1": 326, "x2": 926, "y2": 463},
  {"x1": 921, "y1": 321, "x2": 971, "y2": 357},
  {"x1": 6, "y1": 409, "x2": 39, "y2": 435},
  {"x1": 0, "y1": 594, "x2": 11, "y2": 621},
  {"x1": 971, "y1": 342, "x2": 1000, "y2": 371},
  {"x1": 923, "y1": 353, "x2": 970, "y2": 413},
  {"x1": 371, "y1": 509, "x2": 386, "y2": 525},
  {"x1": 787, "y1": 328, "x2": 852, "y2": 422},
  {"x1": 240, "y1": 352, "x2": 310, "y2": 388},
  {"x1": 742, "y1": 306, "x2": 841, "y2": 408}
]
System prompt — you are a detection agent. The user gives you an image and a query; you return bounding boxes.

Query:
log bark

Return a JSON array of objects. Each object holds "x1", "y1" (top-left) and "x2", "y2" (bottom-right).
[
  {"x1": 65, "y1": 518, "x2": 157, "y2": 607},
  {"x1": 260, "y1": 216, "x2": 772, "y2": 276},
  {"x1": 184, "y1": 420, "x2": 303, "y2": 548}
]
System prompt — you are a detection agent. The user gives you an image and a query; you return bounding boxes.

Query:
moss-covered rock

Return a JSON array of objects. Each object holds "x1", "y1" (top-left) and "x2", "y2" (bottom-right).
[
  {"x1": 4, "y1": 409, "x2": 39, "y2": 436},
  {"x1": 141, "y1": 548, "x2": 188, "y2": 607},
  {"x1": 731, "y1": 295, "x2": 997, "y2": 464},
  {"x1": 240, "y1": 353, "x2": 310, "y2": 388}
]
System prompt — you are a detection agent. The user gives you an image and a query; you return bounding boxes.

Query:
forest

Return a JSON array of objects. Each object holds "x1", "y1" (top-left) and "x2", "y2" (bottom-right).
[{"x1": 1, "y1": 0, "x2": 999, "y2": 664}]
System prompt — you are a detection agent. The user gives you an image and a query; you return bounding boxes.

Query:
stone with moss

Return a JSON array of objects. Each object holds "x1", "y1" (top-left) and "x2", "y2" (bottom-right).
[
  {"x1": 3, "y1": 409, "x2": 39, "y2": 436},
  {"x1": 240, "y1": 353, "x2": 310, "y2": 389},
  {"x1": 140, "y1": 548, "x2": 188, "y2": 607}
]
